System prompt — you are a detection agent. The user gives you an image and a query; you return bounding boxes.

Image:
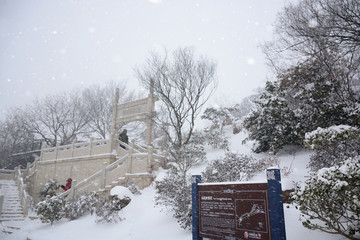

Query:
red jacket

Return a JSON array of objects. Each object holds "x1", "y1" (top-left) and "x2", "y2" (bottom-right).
[{"x1": 61, "y1": 180, "x2": 72, "y2": 191}]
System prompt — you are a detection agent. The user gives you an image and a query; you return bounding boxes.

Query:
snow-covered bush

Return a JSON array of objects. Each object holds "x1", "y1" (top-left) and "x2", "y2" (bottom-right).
[
  {"x1": 66, "y1": 192, "x2": 99, "y2": 220},
  {"x1": 155, "y1": 168, "x2": 192, "y2": 229},
  {"x1": 205, "y1": 128, "x2": 229, "y2": 149},
  {"x1": 95, "y1": 198, "x2": 125, "y2": 224},
  {"x1": 304, "y1": 125, "x2": 360, "y2": 149},
  {"x1": 304, "y1": 125, "x2": 360, "y2": 172},
  {"x1": 38, "y1": 179, "x2": 59, "y2": 201},
  {"x1": 126, "y1": 181, "x2": 141, "y2": 195},
  {"x1": 243, "y1": 81, "x2": 300, "y2": 153},
  {"x1": 193, "y1": 127, "x2": 228, "y2": 150},
  {"x1": 201, "y1": 107, "x2": 232, "y2": 131},
  {"x1": 172, "y1": 141, "x2": 206, "y2": 174},
  {"x1": 35, "y1": 196, "x2": 66, "y2": 225},
  {"x1": 94, "y1": 186, "x2": 132, "y2": 224},
  {"x1": 292, "y1": 157, "x2": 360, "y2": 239},
  {"x1": 202, "y1": 151, "x2": 259, "y2": 182}
]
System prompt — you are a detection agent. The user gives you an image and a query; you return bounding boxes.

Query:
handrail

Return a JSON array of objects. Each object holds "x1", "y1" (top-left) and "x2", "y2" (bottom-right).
[
  {"x1": 11, "y1": 137, "x2": 167, "y2": 204},
  {"x1": 56, "y1": 155, "x2": 128, "y2": 199},
  {"x1": 15, "y1": 167, "x2": 31, "y2": 217},
  {"x1": 0, "y1": 169, "x2": 14, "y2": 174},
  {"x1": 40, "y1": 139, "x2": 112, "y2": 161}
]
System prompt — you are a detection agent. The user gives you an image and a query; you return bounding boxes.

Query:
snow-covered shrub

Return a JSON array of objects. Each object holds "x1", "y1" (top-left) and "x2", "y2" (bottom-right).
[
  {"x1": 95, "y1": 198, "x2": 125, "y2": 224},
  {"x1": 205, "y1": 128, "x2": 229, "y2": 149},
  {"x1": 35, "y1": 196, "x2": 66, "y2": 225},
  {"x1": 110, "y1": 186, "x2": 133, "y2": 205},
  {"x1": 172, "y1": 141, "x2": 206, "y2": 174},
  {"x1": 193, "y1": 127, "x2": 228, "y2": 150},
  {"x1": 202, "y1": 151, "x2": 258, "y2": 182},
  {"x1": 304, "y1": 125, "x2": 360, "y2": 172},
  {"x1": 243, "y1": 81, "x2": 300, "y2": 153},
  {"x1": 38, "y1": 179, "x2": 59, "y2": 201},
  {"x1": 126, "y1": 182, "x2": 141, "y2": 195},
  {"x1": 201, "y1": 107, "x2": 232, "y2": 131},
  {"x1": 155, "y1": 168, "x2": 192, "y2": 229},
  {"x1": 66, "y1": 192, "x2": 99, "y2": 220},
  {"x1": 292, "y1": 157, "x2": 360, "y2": 239},
  {"x1": 304, "y1": 125, "x2": 359, "y2": 149},
  {"x1": 206, "y1": 128, "x2": 229, "y2": 149}
]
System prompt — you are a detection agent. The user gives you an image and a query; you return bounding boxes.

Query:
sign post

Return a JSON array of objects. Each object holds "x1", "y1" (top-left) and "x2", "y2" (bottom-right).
[
  {"x1": 192, "y1": 175, "x2": 203, "y2": 240},
  {"x1": 266, "y1": 169, "x2": 286, "y2": 240}
]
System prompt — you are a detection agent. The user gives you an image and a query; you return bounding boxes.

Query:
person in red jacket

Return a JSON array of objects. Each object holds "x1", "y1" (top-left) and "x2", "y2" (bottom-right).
[{"x1": 61, "y1": 178, "x2": 72, "y2": 191}]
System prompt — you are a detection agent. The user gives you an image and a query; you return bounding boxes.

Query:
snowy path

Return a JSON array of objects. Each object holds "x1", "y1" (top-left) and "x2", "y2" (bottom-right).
[{"x1": 0, "y1": 179, "x2": 24, "y2": 222}]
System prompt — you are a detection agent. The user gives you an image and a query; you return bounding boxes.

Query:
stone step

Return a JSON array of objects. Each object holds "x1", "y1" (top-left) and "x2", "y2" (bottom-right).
[
  {"x1": 0, "y1": 218, "x2": 25, "y2": 222},
  {"x1": 1, "y1": 211, "x2": 23, "y2": 216},
  {"x1": 0, "y1": 179, "x2": 25, "y2": 224}
]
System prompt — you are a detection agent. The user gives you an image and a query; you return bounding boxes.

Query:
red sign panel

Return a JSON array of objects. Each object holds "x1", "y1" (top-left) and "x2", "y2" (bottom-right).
[{"x1": 198, "y1": 183, "x2": 271, "y2": 240}]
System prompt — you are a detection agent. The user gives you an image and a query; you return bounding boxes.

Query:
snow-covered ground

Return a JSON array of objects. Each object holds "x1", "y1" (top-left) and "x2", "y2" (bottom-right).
[{"x1": 1, "y1": 127, "x2": 343, "y2": 240}]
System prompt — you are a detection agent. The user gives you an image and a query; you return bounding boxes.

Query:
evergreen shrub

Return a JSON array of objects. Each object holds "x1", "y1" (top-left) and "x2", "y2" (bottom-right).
[
  {"x1": 38, "y1": 179, "x2": 59, "y2": 201},
  {"x1": 35, "y1": 196, "x2": 66, "y2": 225},
  {"x1": 155, "y1": 168, "x2": 192, "y2": 230},
  {"x1": 292, "y1": 157, "x2": 360, "y2": 239},
  {"x1": 304, "y1": 125, "x2": 360, "y2": 172}
]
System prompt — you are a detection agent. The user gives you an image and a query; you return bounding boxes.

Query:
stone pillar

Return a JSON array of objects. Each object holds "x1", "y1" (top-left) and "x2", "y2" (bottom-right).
[
  {"x1": 146, "y1": 80, "x2": 155, "y2": 146},
  {"x1": 127, "y1": 148, "x2": 133, "y2": 174},
  {"x1": 147, "y1": 147, "x2": 153, "y2": 173},
  {"x1": 102, "y1": 162, "x2": 107, "y2": 188},
  {"x1": 55, "y1": 143, "x2": 60, "y2": 159},
  {"x1": 69, "y1": 180, "x2": 76, "y2": 201},
  {"x1": 40, "y1": 144, "x2": 45, "y2": 161},
  {"x1": 71, "y1": 139, "x2": 76, "y2": 157},
  {"x1": 89, "y1": 137, "x2": 94, "y2": 155},
  {"x1": 110, "y1": 88, "x2": 120, "y2": 152}
]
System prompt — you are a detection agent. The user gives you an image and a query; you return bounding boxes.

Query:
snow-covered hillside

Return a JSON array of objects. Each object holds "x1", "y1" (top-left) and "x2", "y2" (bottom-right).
[{"x1": 1, "y1": 127, "x2": 343, "y2": 240}]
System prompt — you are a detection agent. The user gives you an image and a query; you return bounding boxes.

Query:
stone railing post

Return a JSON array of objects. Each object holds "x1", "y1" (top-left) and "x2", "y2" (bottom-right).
[
  {"x1": 55, "y1": 143, "x2": 60, "y2": 159},
  {"x1": 131, "y1": 139, "x2": 136, "y2": 149},
  {"x1": 71, "y1": 139, "x2": 76, "y2": 157},
  {"x1": 102, "y1": 162, "x2": 107, "y2": 189},
  {"x1": 0, "y1": 195, "x2": 4, "y2": 216},
  {"x1": 147, "y1": 147, "x2": 153, "y2": 173},
  {"x1": 26, "y1": 162, "x2": 29, "y2": 175},
  {"x1": 14, "y1": 166, "x2": 19, "y2": 181},
  {"x1": 127, "y1": 148, "x2": 133, "y2": 174},
  {"x1": 40, "y1": 144, "x2": 45, "y2": 161},
  {"x1": 24, "y1": 195, "x2": 30, "y2": 217},
  {"x1": 89, "y1": 138, "x2": 94, "y2": 156},
  {"x1": 69, "y1": 180, "x2": 76, "y2": 201}
]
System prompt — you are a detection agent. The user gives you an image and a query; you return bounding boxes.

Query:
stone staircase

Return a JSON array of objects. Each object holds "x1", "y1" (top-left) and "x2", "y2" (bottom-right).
[{"x1": 0, "y1": 179, "x2": 25, "y2": 234}]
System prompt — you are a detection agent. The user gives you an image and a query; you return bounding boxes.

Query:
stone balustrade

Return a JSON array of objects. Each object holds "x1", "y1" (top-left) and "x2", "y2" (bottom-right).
[{"x1": 40, "y1": 138, "x2": 113, "y2": 161}]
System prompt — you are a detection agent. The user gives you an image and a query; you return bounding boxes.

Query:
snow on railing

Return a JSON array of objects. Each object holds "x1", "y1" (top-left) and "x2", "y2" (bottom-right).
[
  {"x1": 14, "y1": 167, "x2": 31, "y2": 217},
  {"x1": 40, "y1": 138, "x2": 112, "y2": 161},
  {"x1": 57, "y1": 155, "x2": 128, "y2": 200}
]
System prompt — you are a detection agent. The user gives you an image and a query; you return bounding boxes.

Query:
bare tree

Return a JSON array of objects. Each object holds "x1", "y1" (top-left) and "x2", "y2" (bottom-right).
[
  {"x1": 262, "y1": 0, "x2": 360, "y2": 108},
  {"x1": 21, "y1": 90, "x2": 90, "y2": 146},
  {"x1": 0, "y1": 109, "x2": 37, "y2": 168},
  {"x1": 135, "y1": 47, "x2": 217, "y2": 172},
  {"x1": 263, "y1": 0, "x2": 360, "y2": 77}
]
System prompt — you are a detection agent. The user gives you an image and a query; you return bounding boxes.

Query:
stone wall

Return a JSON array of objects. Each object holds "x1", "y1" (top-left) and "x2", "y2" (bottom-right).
[
  {"x1": 26, "y1": 139, "x2": 165, "y2": 203},
  {"x1": 28, "y1": 153, "x2": 117, "y2": 203}
]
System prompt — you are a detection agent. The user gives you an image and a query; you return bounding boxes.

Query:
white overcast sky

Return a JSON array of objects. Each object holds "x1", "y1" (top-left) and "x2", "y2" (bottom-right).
[{"x1": 0, "y1": 0, "x2": 297, "y2": 119}]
